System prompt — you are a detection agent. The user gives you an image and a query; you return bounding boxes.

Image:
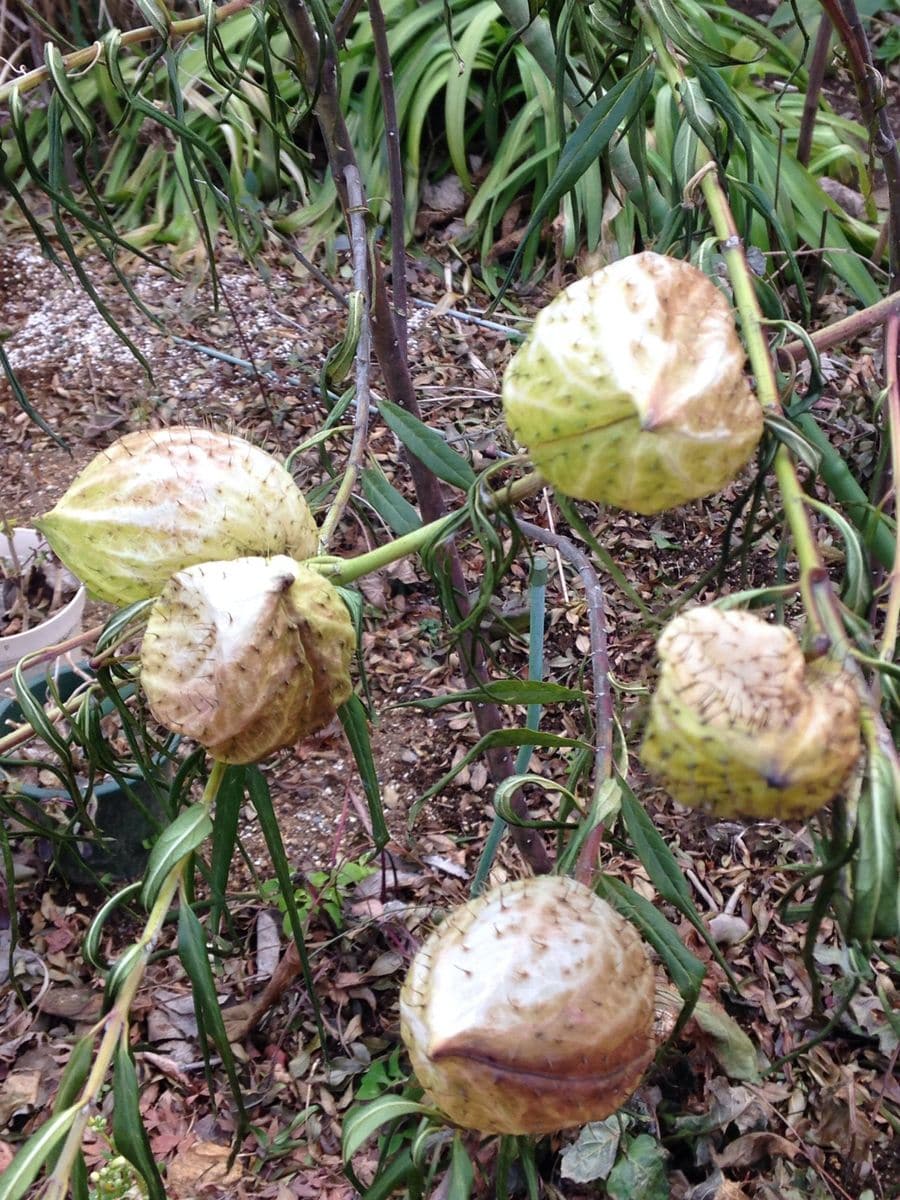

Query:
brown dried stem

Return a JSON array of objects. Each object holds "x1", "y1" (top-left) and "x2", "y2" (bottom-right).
[
  {"x1": 275, "y1": 0, "x2": 550, "y2": 873},
  {"x1": 515, "y1": 520, "x2": 613, "y2": 784},
  {"x1": 797, "y1": 15, "x2": 833, "y2": 168},
  {"x1": 368, "y1": 0, "x2": 408, "y2": 356},
  {"x1": 779, "y1": 290, "x2": 900, "y2": 361}
]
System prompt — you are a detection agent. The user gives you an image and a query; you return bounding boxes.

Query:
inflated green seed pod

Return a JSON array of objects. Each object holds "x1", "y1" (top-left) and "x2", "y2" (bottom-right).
[
  {"x1": 502, "y1": 252, "x2": 763, "y2": 514},
  {"x1": 640, "y1": 606, "x2": 861, "y2": 820},
  {"x1": 37, "y1": 427, "x2": 319, "y2": 605},
  {"x1": 400, "y1": 876, "x2": 656, "y2": 1134},
  {"x1": 140, "y1": 556, "x2": 354, "y2": 764}
]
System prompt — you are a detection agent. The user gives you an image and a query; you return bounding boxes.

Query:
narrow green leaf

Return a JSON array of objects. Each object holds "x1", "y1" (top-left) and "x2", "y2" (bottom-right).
[
  {"x1": 378, "y1": 397, "x2": 476, "y2": 491},
  {"x1": 43, "y1": 45, "x2": 94, "y2": 144},
  {"x1": 71, "y1": 1153, "x2": 90, "y2": 1200},
  {"x1": 806, "y1": 498, "x2": 872, "y2": 613},
  {"x1": 343, "y1": 1098, "x2": 435, "y2": 1163},
  {"x1": 447, "y1": 1134, "x2": 474, "y2": 1199},
  {"x1": 620, "y1": 784, "x2": 741, "y2": 989},
  {"x1": 339, "y1": 696, "x2": 389, "y2": 850},
  {"x1": 647, "y1": 0, "x2": 754, "y2": 65},
  {"x1": 361, "y1": 466, "x2": 422, "y2": 535},
  {"x1": 83, "y1": 883, "x2": 142, "y2": 971},
  {"x1": 0, "y1": 341, "x2": 67, "y2": 448},
  {"x1": 177, "y1": 902, "x2": 249, "y2": 1126},
  {"x1": 414, "y1": 728, "x2": 592, "y2": 816},
  {"x1": 325, "y1": 290, "x2": 364, "y2": 385},
  {"x1": 597, "y1": 875, "x2": 705, "y2": 1033},
  {"x1": 53, "y1": 1036, "x2": 94, "y2": 1114},
  {"x1": 360, "y1": 1148, "x2": 418, "y2": 1200},
  {"x1": 850, "y1": 746, "x2": 899, "y2": 942},
  {"x1": 209, "y1": 766, "x2": 245, "y2": 936},
  {"x1": 695, "y1": 63, "x2": 754, "y2": 178},
  {"x1": 113, "y1": 1039, "x2": 166, "y2": 1200},
  {"x1": 141, "y1": 804, "x2": 213, "y2": 909},
  {"x1": 620, "y1": 785, "x2": 696, "y2": 909},
  {"x1": 492, "y1": 774, "x2": 580, "y2": 829},
  {"x1": 763, "y1": 413, "x2": 822, "y2": 472},
  {"x1": 498, "y1": 66, "x2": 654, "y2": 296},
  {"x1": 94, "y1": 601, "x2": 154, "y2": 655},
  {"x1": 103, "y1": 943, "x2": 145, "y2": 1010},
  {"x1": 0, "y1": 1104, "x2": 80, "y2": 1200},
  {"x1": 246, "y1": 766, "x2": 325, "y2": 1050},
  {"x1": 133, "y1": 0, "x2": 170, "y2": 36},
  {"x1": 397, "y1": 680, "x2": 584, "y2": 709}
]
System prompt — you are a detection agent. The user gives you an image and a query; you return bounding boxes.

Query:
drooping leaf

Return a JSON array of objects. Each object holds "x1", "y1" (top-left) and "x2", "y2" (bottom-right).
[
  {"x1": 378, "y1": 397, "x2": 476, "y2": 490},
  {"x1": 141, "y1": 804, "x2": 213, "y2": 909},
  {"x1": 112, "y1": 1037, "x2": 166, "y2": 1200}
]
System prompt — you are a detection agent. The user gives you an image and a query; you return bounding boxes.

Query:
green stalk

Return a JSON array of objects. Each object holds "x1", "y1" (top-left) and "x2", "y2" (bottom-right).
[
  {"x1": 638, "y1": 2, "x2": 900, "y2": 954},
  {"x1": 313, "y1": 471, "x2": 546, "y2": 586},
  {"x1": 42, "y1": 761, "x2": 226, "y2": 1200},
  {"x1": 638, "y1": 7, "x2": 831, "y2": 629},
  {"x1": 470, "y1": 555, "x2": 548, "y2": 896}
]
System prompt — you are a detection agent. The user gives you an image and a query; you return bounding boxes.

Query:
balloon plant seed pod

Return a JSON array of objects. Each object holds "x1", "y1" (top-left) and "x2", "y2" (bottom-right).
[
  {"x1": 140, "y1": 556, "x2": 354, "y2": 764},
  {"x1": 501, "y1": 252, "x2": 763, "y2": 514},
  {"x1": 640, "y1": 606, "x2": 862, "y2": 820},
  {"x1": 400, "y1": 876, "x2": 656, "y2": 1135},
  {"x1": 37, "y1": 426, "x2": 319, "y2": 605}
]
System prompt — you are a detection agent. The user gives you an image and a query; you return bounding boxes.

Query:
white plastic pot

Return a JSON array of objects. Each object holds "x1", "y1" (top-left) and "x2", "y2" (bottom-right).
[{"x1": 0, "y1": 528, "x2": 86, "y2": 677}]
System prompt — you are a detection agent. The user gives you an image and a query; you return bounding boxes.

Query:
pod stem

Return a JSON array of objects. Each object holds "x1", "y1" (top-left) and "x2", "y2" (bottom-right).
[
  {"x1": 637, "y1": 4, "x2": 831, "y2": 638},
  {"x1": 312, "y1": 470, "x2": 547, "y2": 586}
]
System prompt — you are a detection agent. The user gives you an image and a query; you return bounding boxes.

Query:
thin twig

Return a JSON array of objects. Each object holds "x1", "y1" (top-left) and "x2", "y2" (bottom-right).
[
  {"x1": 541, "y1": 490, "x2": 569, "y2": 604},
  {"x1": 412, "y1": 298, "x2": 527, "y2": 339},
  {"x1": 515, "y1": 520, "x2": 613, "y2": 782},
  {"x1": 779, "y1": 290, "x2": 900, "y2": 361},
  {"x1": 0, "y1": 625, "x2": 102, "y2": 687},
  {"x1": 317, "y1": 165, "x2": 373, "y2": 550},
  {"x1": 217, "y1": 279, "x2": 273, "y2": 409}
]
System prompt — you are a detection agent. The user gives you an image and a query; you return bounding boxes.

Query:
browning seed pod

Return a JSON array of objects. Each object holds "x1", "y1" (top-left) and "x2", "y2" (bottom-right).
[
  {"x1": 38, "y1": 426, "x2": 319, "y2": 605},
  {"x1": 400, "y1": 876, "x2": 656, "y2": 1134},
  {"x1": 501, "y1": 252, "x2": 763, "y2": 514},
  {"x1": 640, "y1": 606, "x2": 861, "y2": 819},
  {"x1": 140, "y1": 556, "x2": 354, "y2": 764}
]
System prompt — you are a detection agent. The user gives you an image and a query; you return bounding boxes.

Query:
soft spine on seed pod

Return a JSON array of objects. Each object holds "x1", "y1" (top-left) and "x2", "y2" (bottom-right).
[
  {"x1": 640, "y1": 606, "x2": 862, "y2": 820},
  {"x1": 37, "y1": 426, "x2": 319, "y2": 605},
  {"x1": 501, "y1": 252, "x2": 764, "y2": 514},
  {"x1": 400, "y1": 875, "x2": 656, "y2": 1135},
  {"x1": 139, "y1": 556, "x2": 355, "y2": 764}
]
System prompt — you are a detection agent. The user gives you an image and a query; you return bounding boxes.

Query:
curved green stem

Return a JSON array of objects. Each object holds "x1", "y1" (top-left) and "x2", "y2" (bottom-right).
[
  {"x1": 42, "y1": 760, "x2": 226, "y2": 1200},
  {"x1": 638, "y1": 6, "x2": 831, "y2": 621},
  {"x1": 313, "y1": 470, "x2": 546, "y2": 586}
]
